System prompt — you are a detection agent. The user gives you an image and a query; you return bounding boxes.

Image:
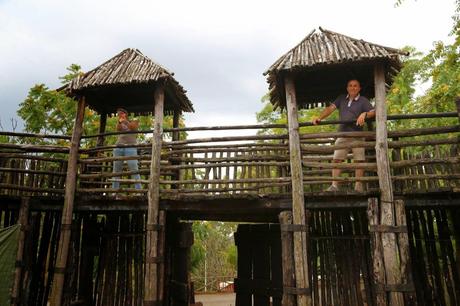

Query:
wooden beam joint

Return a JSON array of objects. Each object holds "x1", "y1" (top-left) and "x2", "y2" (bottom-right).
[
  {"x1": 369, "y1": 225, "x2": 408, "y2": 233},
  {"x1": 280, "y1": 224, "x2": 308, "y2": 232},
  {"x1": 145, "y1": 224, "x2": 164, "y2": 231},
  {"x1": 374, "y1": 283, "x2": 415, "y2": 293},
  {"x1": 143, "y1": 300, "x2": 163, "y2": 306},
  {"x1": 283, "y1": 286, "x2": 311, "y2": 295},
  {"x1": 145, "y1": 256, "x2": 164, "y2": 264}
]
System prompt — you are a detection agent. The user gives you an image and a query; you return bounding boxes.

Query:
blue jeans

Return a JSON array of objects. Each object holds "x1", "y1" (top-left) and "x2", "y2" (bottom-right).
[{"x1": 112, "y1": 147, "x2": 142, "y2": 190}]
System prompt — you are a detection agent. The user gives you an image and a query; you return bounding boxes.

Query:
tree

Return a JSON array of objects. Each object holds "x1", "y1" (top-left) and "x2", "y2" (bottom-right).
[
  {"x1": 387, "y1": 0, "x2": 460, "y2": 136},
  {"x1": 191, "y1": 221, "x2": 237, "y2": 292}
]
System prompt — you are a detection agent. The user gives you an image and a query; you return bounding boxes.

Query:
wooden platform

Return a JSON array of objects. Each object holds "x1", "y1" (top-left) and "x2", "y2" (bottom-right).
[{"x1": 2, "y1": 188, "x2": 459, "y2": 222}]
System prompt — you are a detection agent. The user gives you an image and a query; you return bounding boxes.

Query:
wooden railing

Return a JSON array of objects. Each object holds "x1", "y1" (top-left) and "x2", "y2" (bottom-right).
[
  {"x1": 0, "y1": 133, "x2": 70, "y2": 197},
  {"x1": 1, "y1": 112, "x2": 459, "y2": 199}
]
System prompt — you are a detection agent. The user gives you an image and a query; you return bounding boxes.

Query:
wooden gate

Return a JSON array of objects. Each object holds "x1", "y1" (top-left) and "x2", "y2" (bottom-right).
[
  {"x1": 166, "y1": 220, "x2": 194, "y2": 306},
  {"x1": 234, "y1": 224, "x2": 283, "y2": 306}
]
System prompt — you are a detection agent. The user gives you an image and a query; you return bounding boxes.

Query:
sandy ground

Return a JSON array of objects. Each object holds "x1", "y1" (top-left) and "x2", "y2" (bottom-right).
[{"x1": 194, "y1": 293, "x2": 236, "y2": 306}]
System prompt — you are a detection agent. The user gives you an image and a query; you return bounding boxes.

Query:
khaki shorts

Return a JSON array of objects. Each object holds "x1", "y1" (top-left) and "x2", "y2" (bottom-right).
[{"x1": 333, "y1": 137, "x2": 366, "y2": 161}]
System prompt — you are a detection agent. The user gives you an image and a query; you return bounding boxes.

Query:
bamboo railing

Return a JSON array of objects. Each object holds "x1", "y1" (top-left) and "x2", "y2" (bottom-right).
[{"x1": 0, "y1": 111, "x2": 459, "y2": 200}]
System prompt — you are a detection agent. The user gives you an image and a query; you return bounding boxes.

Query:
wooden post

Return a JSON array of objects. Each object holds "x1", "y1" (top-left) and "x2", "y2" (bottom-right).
[
  {"x1": 49, "y1": 97, "x2": 85, "y2": 306},
  {"x1": 172, "y1": 110, "x2": 181, "y2": 189},
  {"x1": 455, "y1": 97, "x2": 460, "y2": 282},
  {"x1": 157, "y1": 210, "x2": 166, "y2": 303},
  {"x1": 395, "y1": 200, "x2": 416, "y2": 303},
  {"x1": 285, "y1": 75, "x2": 310, "y2": 305},
  {"x1": 172, "y1": 109, "x2": 180, "y2": 141},
  {"x1": 78, "y1": 214, "x2": 99, "y2": 305},
  {"x1": 10, "y1": 197, "x2": 30, "y2": 306},
  {"x1": 367, "y1": 198, "x2": 387, "y2": 306},
  {"x1": 374, "y1": 63, "x2": 404, "y2": 305},
  {"x1": 144, "y1": 84, "x2": 164, "y2": 305},
  {"x1": 456, "y1": 97, "x2": 460, "y2": 121},
  {"x1": 279, "y1": 211, "x2": 296, "y2": 306},
  {"x1": 96, "y1": 112, "x2": 107, "y2": 148}
]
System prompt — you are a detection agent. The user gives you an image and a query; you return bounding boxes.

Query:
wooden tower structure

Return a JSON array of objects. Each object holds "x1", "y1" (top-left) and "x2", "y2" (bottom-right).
[
  {"x1": 1, "y1": 29, "x2": 460, "y2": 306},
  {"x1": 264, "y1": 27, "x2": 411, "y2": 306},
  {"x1": 50, "y1": 48, "x2": 194, "y2": 305}
]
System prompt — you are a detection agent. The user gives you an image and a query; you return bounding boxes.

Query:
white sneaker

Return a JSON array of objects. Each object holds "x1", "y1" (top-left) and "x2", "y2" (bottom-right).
[
  {"x1": 325, "y1": 185, "x2": 339, "y2": 192},
  {"x1": 354, "y1": 183, "x2": 364, "y2": 193}
]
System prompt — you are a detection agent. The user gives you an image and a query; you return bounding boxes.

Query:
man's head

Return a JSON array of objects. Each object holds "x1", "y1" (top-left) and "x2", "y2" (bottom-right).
[
  {"x1": 346, "y1": 79, "x2": 361, "y2": 99},
  {"x1": 116, "y1": 108, "x2": 128, "y2": 120}
]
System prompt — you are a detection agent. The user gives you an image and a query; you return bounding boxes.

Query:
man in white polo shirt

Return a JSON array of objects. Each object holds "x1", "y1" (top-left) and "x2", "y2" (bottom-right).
[{"x1": 312, "y1": 79, "x2": 375, "y2": 192}]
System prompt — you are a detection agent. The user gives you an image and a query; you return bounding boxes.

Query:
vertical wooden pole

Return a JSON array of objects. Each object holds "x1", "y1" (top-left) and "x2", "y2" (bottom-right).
[
  {"x1": 285, "y1": 75, "x2": 310, "y2": 305},
  {"x1": 279, "y1": 211, "x2": 296, "y2": 306},
  {"x1": 78, "y1": 214, "x2": 98, "y2": 305},
  {"x1": 374, "y1": 63, "x2": 404, "y2": 305},
  {"x1": 172, "y1": 110, "x2": 181, "y2": 190},
  {"x1": 50, "y1": 97, "x2": 86, "y2": 306},
  {"x1": 395, "y1": 200, "x2": 416, "y2": 303},
  {"x1": 455, "y1": 97, "x2": 460, "y2": 121},
  {"x1": 96, "y1": 112, "x2": 107, "y2": 148},
  {"x1": 144, "y1": 84, "x2": 164, "y2": 305},
  {"x1": 455, "y1": 97, "x2": 460, "y2": 282},
  {"x1": 10, "y1": 197, "x2": 30, "y2": 306},
  {"x1": 157, "y1": 210, "x2": 166, "y2": 304},
  {"x1": 172, "y1": 109, "x2": 180, "y2": 141},
  {"x1": 368, "y1": 198, "x2": 387, "y2": 306}
]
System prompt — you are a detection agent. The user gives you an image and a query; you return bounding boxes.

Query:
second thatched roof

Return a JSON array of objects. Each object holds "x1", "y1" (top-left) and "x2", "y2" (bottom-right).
[{"x1": 265, "y1": 27, "x2": 408, "y2": 109}]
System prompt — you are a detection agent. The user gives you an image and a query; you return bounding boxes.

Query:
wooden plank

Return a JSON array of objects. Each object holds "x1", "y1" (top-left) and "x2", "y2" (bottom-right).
[
  {"x1": 10, "y1": 197, "x2": 29, "y2": 306},
  {"x1": 395, "y1": 200, "x2": 417, "y2": 304},
  {"x1": 434, "y1": 208, "x2": 456, "y2": 305},
  {"x1": 253, "y1": 224, "x2": 270, "y2": 306},
  {"x1": 409, "y1": 209, "x2": 431, "y2": 304},
  {"x1": 235, "y1": 225, "x2": 253, "y2": 306},
  {"x1": 284, "y1": 75, "x2": 310, "y2": 305},
  {"x1": 279, "y1": 211, "x2": 295, "y2": 306},
  {"x1": 270, "y1": 223, "x2": 283, "y2": 306},
  {"x1": 78, "y1": 214, "x2": 98, "y2": 305},
  {"x1": 310, "y1": 211, "x2": 320, "y2": 306},
  {"x1": 157, "y1": 210, "x2": 166, "y2": 303},
  {"x1": 424, "y1": 209, "x2": 446, "y2": 305},
  {"x1": 49, "y1": 97, "x2": 86, "y2": 306}
]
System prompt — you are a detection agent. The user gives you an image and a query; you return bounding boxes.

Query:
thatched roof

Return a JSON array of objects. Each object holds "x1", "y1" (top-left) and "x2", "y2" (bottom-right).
[
  {"x1": 61, "y1": 48, "x2": 194, "y2": 115},
  {"x1": 264, "y1": 27, "x2": 408, "y2": 109}
]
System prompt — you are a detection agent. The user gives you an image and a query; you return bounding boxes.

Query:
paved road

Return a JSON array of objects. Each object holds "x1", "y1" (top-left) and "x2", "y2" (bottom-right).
[{"x1": 195, "y1": 293, "x2": 235, "y2": 306}]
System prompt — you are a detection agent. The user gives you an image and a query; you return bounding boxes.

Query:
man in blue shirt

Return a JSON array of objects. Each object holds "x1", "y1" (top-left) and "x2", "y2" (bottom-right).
[{"x1": 312, "y1": 79, "x2": 375, "y2": 192}]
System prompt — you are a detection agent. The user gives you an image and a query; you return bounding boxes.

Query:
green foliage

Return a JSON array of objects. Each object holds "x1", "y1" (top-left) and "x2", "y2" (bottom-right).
[
  {"x1": 191, "y1": 221, "x2": 237, "y2": 291},
  {"x1": 387, "y1": 1, "x2": 460, "y2": 135},
  {"x1": 256, "y1": 92, "x2": 338, "y2": 134},
  {"x1": 18, "y1": 65, "x2": 86, "y2": 137}
]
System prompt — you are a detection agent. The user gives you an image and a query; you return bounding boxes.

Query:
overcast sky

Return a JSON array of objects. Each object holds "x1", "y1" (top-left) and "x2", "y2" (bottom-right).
[{"x1": 0, "y1": 0, "x2": 456, "y2": 132}]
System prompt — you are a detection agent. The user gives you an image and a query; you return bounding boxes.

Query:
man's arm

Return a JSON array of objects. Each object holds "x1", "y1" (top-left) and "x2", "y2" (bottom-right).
[
  {"x1": 312, "y1": 104, "x2": 336, "y2": 125},
  {"x1": 356, "y1": 110, "x2": 375, "y2": 126},
  {"x1": 128, "y1": 119, "x2": 139, "y2": 130}
]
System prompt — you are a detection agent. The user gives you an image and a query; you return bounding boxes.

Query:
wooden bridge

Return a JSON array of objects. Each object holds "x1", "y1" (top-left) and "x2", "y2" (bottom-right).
[
  {"x1": 2, "y1": 112, "x2": 460, "y2": 215},
  {"x1": 1, "y1": 29, "x2": 460, "y2": 306}
]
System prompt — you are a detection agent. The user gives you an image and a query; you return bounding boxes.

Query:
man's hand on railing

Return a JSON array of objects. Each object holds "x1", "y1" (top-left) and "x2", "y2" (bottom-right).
[
  {"x1": 312, "y1": 117, "x2": 321, "y2": 125},
  {"x1": 356, "y1": 112, "x2": 367, "y2": 126}
]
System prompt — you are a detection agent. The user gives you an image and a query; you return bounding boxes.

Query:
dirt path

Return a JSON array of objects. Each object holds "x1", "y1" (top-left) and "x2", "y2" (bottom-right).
[{"x1": 194, "y1": 293, "x2": 236, "y2": 306}]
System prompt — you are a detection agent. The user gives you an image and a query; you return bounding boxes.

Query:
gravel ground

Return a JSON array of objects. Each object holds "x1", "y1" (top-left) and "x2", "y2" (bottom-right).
[{"x1": 194, "y1": 293, "x2": 236, "y2": 306}]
